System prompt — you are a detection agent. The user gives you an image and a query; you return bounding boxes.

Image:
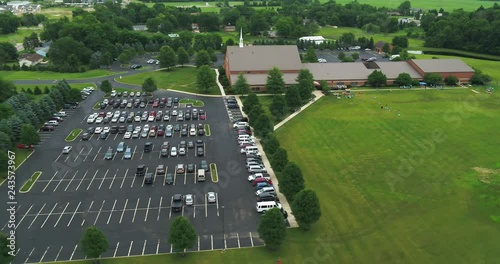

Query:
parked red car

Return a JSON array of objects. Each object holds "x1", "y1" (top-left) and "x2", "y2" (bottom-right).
[{"x1": 17, "y1": 144, "x2": 34, "y2": 149}]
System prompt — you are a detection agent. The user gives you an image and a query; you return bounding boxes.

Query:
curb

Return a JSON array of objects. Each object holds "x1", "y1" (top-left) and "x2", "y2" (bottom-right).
[
  {"x1": 0, "y1": 149, "x2": 36, "y2": 187},
  {"x1": 210, "y1": 163, "x2": 218, "y2": 183},
  {"x1": 19, "y1": 171, "x2": 42, "y2": 193},
  {"x1": 65, "y1": 129, "x2": 82, "y2": 142}
]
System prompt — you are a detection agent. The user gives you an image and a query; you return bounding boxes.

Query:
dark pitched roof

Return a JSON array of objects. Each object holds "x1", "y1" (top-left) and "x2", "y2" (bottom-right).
[
  {"x1": 410, "y1": 59, "x2": 474, "y2": 73},
  {"x1": 374, "y1": 61, "x2": 423, "y2": 79},
  {"x1": 226, "y1": 45, "x2": 302, "y2": 72},
  {"x1": 21, "y1": 53, "x2": 43, "y2": 62},
  {"x1": 303, "y1": 63, "x2": 373, "y2": 80}
]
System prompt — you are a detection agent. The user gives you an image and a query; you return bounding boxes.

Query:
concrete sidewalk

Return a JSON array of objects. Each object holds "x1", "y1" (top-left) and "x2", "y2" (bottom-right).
[
  {"x1": 274, "y1": 90, "x2": 324, "y2": 130},
  {"x1": 214, "y1": 68, "x2": 227, "y2": 96}
]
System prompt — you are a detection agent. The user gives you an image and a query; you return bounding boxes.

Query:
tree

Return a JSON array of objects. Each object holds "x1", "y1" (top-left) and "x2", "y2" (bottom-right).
[
  {"x1": 292, "y1": 190, "x2": 321, "y2": 230},
  {"x1": 169, "y1": 216, "x2": 197, "y2": 255},
  {"x1": 158, "y1": 45, "x2": 177, "y2": 70},
  {"x1": 262, "y1": 133, "x2": 280, "y2": 156},
  {"x1": 195, "y1": 50, "x2": 212, "y2": 67},
  {"x1": 100, "y1": 80, "x2": 112, "y2": 94},
  {"x1": 20, "y1": 124, "x2": 39, "y2": 145},
  {"x1": 394, "y1": 73, "x2": 413, "y2": 86},
  {"x1": 257, "y1": 208, "x2": 286, "y2": 250},
  {"x1": 423, "y1": 73, "x2": 443, "y2": 85},
  {"x1": 296, "y1": 69, "x2": 315, "y2": 102},
  {"x1": 280, "y1": 162, "x2": 305, "y2": 200},
  {"x1": 0, "y1": 103, "x2": 14, "y2": 121},
  {"x1": 271, "y1": 147, "x2": 288, "y2": 172},
  {"x1": 275, "y1": 17, "x2": 294, "y2": 38},
  {"x1": 382, "y1": 43, "x2": 391, "y2": 53},
  {"x1": 352, "y1": 53, "x2": 359, "y2": 60},
  {"x1": 470, "y1": 71, "x2": 492, "y2": 85},
  {"x1": 338, "y1": 52, "x2": 346, "y2": 61},
  {"x1": 254, "y1": 114, "x2": 273, "y2": 137},
  {"x1": 265, "y1": 67, "x2": 285, "y2": 95},
  {"x1": 269, "y1": 95, "x2": 287, "y2": 121},
  {"x1": 0, "y1": 232, "x2": 14, "y2": 264},
  {"x1": 285, "y1": 85, "x2": 302, "y2": 111},
  {"x1": 233, "y1": 73, "x2": 250, "y2": 95},
  {"x1": 81, "y1": 226, "x2": 108, "y2": 263},
  {"x1": 0, "y1": 132, "x2": 12, "y2": 151},
  {"x1": 397, "y1": 0, "x2": 412, "y2": 15},
  {"x1": 304, "y1": 46, "x2": 318, "y2": 63},
  {"x1": 196, "y1": 65, "x2": 216, "y2": 93},
  {"x1": 142, "y1": 77, "x2": 157, "y2": 93},
  {"x1": 0, "y1": 42, "x2": 18, "y2": 65},
  {"x1": 242, "y1": 93, "x2": 259, "y2": 114},
  {"x1": 0, "y1": 79, "x2": 17, "y2": 103},
  {"x1": 34, "y1": 86, "x2": 42, "y2": 95},
  {"x1": 0, "y1": 13, "x2": 20, "y2": 34},
  {"x1": 392, "y1": 36, "x2": 409, "y2": 48},
  {"x1": 444, "y1": 75, "x2": 459, "y2": 86},
  {"x1": 177, "y1": 47, "x2": 189, "y2": 66},
  {"x1": 367, "y1": 70, "x2": 387, "y2": 87},
  {"x1": 67, "y1": 88, "x2": 82, "y2": 104}
]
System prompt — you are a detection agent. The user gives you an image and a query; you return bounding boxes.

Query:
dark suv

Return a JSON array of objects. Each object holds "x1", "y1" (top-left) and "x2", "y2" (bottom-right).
[
  {"x1": 136, "y1": 164, "x2": 146, "y2": 177},
  {"x1": 144, "y1": 173, "x2": 153, "y2": 184},
  {"x1": 144, "y1": 142, "x2": 153, "y2": 152}
]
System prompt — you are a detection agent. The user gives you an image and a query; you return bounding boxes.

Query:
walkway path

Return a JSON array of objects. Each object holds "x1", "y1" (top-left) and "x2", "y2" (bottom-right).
[
  {"x1": 274, "y1": 90, "x2": 324, "y2": 130},
  {"x1": 214, "y1": 68, "x2": 227, "y2": 96}
]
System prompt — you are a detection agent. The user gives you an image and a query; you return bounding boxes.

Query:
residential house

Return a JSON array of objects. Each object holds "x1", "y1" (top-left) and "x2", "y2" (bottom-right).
[{"x1": 19, "y1": 53, "x2": 43, "y2": 67}]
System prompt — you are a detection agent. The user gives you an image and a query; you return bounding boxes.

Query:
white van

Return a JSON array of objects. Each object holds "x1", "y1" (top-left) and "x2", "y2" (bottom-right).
[
  {"x1": 47, "y1": 120, "x2": 59, "y2": 126},
  {"x1": 256, "y1": 186, "x2": 275, "y2": 196},
  {"x1": 238, "y1": 134, "x2": 250, "y2": 141},
  {"x1": 256, "y1": 201, "x2": 282, "y2": 213},
  {"x1": 248, "y1": 165, "x2": 266, "y2": 173},
  {"x1": 197, "y1": 169, "x2": 205, "y2": 182},
  {"x1": 241, "y1": 145, "x2": 258, "y2": 154}
]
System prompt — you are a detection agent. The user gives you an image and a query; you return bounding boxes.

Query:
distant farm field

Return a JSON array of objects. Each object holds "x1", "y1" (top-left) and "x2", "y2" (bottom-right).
[{"x1": 320, "y1": 0, "x2": 496, "y2": 11}]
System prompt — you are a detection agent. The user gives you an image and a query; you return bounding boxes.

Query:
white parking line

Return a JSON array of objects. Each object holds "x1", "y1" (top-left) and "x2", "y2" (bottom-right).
[
  {"x1": 113, "y1": 242, "x2": 119, "y2": 257},
  {"x1": 107, "y1": 199, "x2": 117, "y2": 224},
  {"x1": 144, "y1": 198, "x2": 151, "y2": 222},
  {"x1": 142, "y1": 240, "x2": 147, "y2": 255},
  {"x1": 83, "y1": 147, "x2": 93, "y2": 162},
  {"x1": 216, "y1": 193, "x2": 219, "y2": 217},
  {"x1": 64, "y1": 170, "x2": 79, "y2": 191},
  {"x1": 42, "y1": 171, "x2": 59, "y2": 192},
  {"x1": 211, "y1": 235, "x2": 213, "y2": 250},
  {"x1": 157, "y1": 197, "x2": 163, "y2": 221},
  {"x1": 52, "y1": 171, "x2": 69, "y2": 192},
  {"x1": 119, "y1": 199, "x2": 128, "y2": 224},
  {"x1": 130, "y1": 173, "x2": 136, "y2": 188},
  {"x1": 75, "y1": 170, "x2": 88, "y2": 191},
  {"x1": 24, "y1": 247, "x2": 35, "y2": 264},
  {"x1": 237, "y1": 233, "x2": 240, "y2": 248},
  {"x1": 224, "y1": 234, "x2": 227, "y2": 249},
  {"x1": 120, "y1": 168, "x2": 129, "y2": 189},
  {"x1": 249, "y1": 232, "x2": 254, "y2": 247},
  {"x1": 205, "y1": 195, "x2": 208, "y2": 218},
  {"x1": 15, "y1": 204, "x2": 33, "y2": 230},
  {"x1": 92, "y1": 146, "x2": 102, "y2": 161},
  {"x1": 156, "y1": 239, "x2": 160, "y2": 254},
  {"x1": 73, "y1": 147, "x2": 85, "y2": 162},
  {"x1": 193, "y1": 201, "x2": 196, "y2": 218},
  {"x1": 109, "y1": 169, "x2": 118, "y2": 189},
  {"x1": 69, "y1": 245, "x2": 78, "y2": 261},
  {"x1": 93, "y1": 200, "x2": 106, "y2": 225},
  {"x1": 198, "y1": 236, "x2": 200, "y2": 251},
  {"x1": 132, "y1": 198, "x2": 140, "y2": 223},
  {"x1": 87, "y1": 170, "x2": 99, "y2": 190},
  {"x1": 67, "y1": 201, "x2": 81, "y2": 227},
  {"x1": 39, "y1": 246, "x2": 49, "y2": 262},
  {"x1": 128, "y1": 241, "x2": 133, "y2": 256},
  {"x1": 28, "y1": 203, "x2": 46, "y2": 229},
  {"x1": 98, "y1": 169, "x2": 109, "y2": 190},
  {"x1": 170, "y1": 244, "x2": 173, "y2": 253},
  {"x1": 81, "y1": 201, "x2": 94, "y2": 226},
  {"x1": 184, "y1": 171, "x2": 187, "y2": 185},
  {"x1": 54, "y1": 202, "x2": 69, "y2": 227},
  {"x1": 140, "y1": 150, "x2": 144, "y2": 160},
  {"x1": 131, "y1": 146, "x2": 137, "y2": 160},
  {"x1": 54, "y1": 245, "x2": 63, "y2": 262},
  {"x1": 54, "y1": 153, "x2": 62, "y2": 162}
]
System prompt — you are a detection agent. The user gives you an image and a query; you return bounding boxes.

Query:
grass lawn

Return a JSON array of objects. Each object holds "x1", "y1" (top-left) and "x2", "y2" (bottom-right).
[
  {"x1": 179, "y1": 98, "x2": 204, "y2": 107},
  {"x1": 19, "y1": 171, "x2": 41, "y2": 193},
  {"x1": 0, "y1": 149, "x2": 34, "y2": 184},
  {"x1": 1, "y1": 69, "x2": 120, "y2": 81},
  {"x1": 413, "y1": 54, "x2": 500, "y2": 82},
  {"x1": 119, "y1": 67, "x2": 221, "y2": 95},
  {"x1": 204, "y1": 124, "x2": 211, "y2": 136},
  {"x1": 255, "y1": 95, "x2": 294, "y2": 125},
  {"x1": 65, "y1": 129, "x2": 82, "y2": 142},
  {"x1": 210, "y1": 163, "x2": 218, "y2": 182},
  {"x1": 321, "y1": 0, "x2": 496, "y2": 11},
  {"x1": 317, "y1": 26, "x2": 425, "y2": 49},
  {"x1": 0, "y1": 28, "x2": 43, "y2": 44}
]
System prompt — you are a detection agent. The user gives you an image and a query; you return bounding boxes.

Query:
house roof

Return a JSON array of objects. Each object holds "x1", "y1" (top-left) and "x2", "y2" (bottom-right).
[
  {"x1": 20, "y1": 53, "x2": 43, "y2": 62},
  {"x1": 374, "y1": 61, "x2": 423, "y2": 79},
  {"x1": 409, "y1": 59, "x2": 475, "y2": 73},
  {"x1": 230, "y1": 73, "x2": 298, "y2": 86},
  {"x1": 226, "y1": 45, "x2": 302, "y2": 72},
  {"x1": 303, "y1": 63, "x2": 373, "y2": 81}
]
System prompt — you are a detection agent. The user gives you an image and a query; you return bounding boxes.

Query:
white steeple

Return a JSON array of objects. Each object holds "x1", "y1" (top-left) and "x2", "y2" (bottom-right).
[{"x1": 239, "y1": 28, "x2": 244, "y2": 48}]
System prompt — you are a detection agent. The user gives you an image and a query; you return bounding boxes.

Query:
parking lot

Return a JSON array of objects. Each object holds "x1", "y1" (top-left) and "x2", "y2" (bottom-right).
[
  {"x1": 315, "y1": 49, "x2": 389, "y2": 63},
  {"x1": 1, "y1": 89, "x2": 265, "y2": 263}
]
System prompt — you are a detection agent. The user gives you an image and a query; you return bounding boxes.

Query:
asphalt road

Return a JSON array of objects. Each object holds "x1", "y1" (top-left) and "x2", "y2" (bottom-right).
[{"x1": 0, "y1": 88, "x2": 264, "y2": 263}]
